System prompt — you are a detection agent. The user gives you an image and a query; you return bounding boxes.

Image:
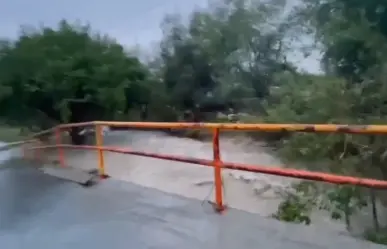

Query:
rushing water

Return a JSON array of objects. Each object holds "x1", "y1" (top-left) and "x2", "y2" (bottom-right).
[
  {"x1": 44, "y1": 130, "x2": 348, "y2": 232},
  {"x1": 4, "y1": 130, "x2": 387, "y2": 237}
]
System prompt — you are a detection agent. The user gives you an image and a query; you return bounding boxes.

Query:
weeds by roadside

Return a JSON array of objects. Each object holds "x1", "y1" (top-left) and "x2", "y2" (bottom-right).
[{"x1": 0, "y1": 125, "x2": 29, "y2": 142}]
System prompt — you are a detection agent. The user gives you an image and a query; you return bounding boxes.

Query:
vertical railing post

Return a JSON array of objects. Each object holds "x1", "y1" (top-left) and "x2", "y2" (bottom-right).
[
  {"x1": 25, "y1": 140, "x2": 33, "y2": 161},
  {"x1": 55, "y1": 128, "x2": 65, "y2": 167},
  {"x1": 21, "y1": 142, "x2": 27, "y2": 160},
  {"x1": 212, "y1": 127, "x2": 225, "y2": 212},
  {"x1": 95, "y1": 124, "x2": 106, "y2": 178},
  {"x1": 33, "y1": 139, "x2": 41, "y2": 162}
]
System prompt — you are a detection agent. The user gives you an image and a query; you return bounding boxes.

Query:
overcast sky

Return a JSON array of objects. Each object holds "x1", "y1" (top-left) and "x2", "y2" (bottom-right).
[{"x1": 1, "y1": 0, "x2": 321, "y2": 73}]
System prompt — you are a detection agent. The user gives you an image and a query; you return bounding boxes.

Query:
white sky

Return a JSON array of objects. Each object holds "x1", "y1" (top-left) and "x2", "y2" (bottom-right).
[{"x1": 0, "y1": 0, "x2": 322, "y2": 73}]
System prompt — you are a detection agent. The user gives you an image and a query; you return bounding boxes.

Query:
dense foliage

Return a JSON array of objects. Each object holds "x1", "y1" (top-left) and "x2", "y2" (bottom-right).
[
  {"x1": 0, "y1": 21, "x2": 154, "y2": 143},
  {"x1": 265, "y1": 0, "x2": 387, "y2": 243}
]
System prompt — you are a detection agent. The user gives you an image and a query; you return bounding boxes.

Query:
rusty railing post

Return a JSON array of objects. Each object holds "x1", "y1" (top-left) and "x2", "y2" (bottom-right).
[
  {"x1": 212, "y1": 127, "x2": 225, "y2": 212},
  {"x1": 55, "y1": 127, "x2": 65, "y2": 167},
  {"x1": 95, "y1": 124, "x2": 107, "y2": 178},
  {"x1": 22, "y1": 140, "x2": 32, "y2": 161},
  {"x1": 33, "y1": 139, "x2": 41, "y2": 162},
  {"x1": 21, "y1": 142, "x2": 27, "y2": 160}
]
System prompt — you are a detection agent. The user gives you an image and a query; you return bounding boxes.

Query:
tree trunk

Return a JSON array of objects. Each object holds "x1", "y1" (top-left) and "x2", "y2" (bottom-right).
[
  {"x1": 69, "y1": 127, "x2": 85, "y2": 145},
  {"x1": 140, "y1": 104, "x2": 148, "y2": 121},
  {"x1": 370, "y1": 189, "x2": 380, "y2": 232},
  {"x1": 345, "y1": 206, "x2": 351, "y2": 232}
]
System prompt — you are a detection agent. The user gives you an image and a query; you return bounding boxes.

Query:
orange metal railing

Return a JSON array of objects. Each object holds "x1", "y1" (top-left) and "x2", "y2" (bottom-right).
[{"x1": 20, "y1": 121, "x2": 387, "y2": 213}]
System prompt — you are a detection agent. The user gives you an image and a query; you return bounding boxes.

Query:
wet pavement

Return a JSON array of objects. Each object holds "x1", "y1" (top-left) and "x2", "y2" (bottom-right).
[{"x1": 0, "y1": 159, "x2": 385, "y2": 249}]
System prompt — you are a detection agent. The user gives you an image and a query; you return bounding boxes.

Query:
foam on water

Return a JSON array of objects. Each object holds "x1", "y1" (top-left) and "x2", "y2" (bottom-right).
[
  {"x1": 45, "y1": 131, "x2": 349, "y2": 232},
  {"x1": 33, "y1": 130, "x2": 387, "y2": 236}
]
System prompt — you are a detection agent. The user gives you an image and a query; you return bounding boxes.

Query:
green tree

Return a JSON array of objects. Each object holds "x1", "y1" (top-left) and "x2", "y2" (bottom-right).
[
  {"x1": 157, "y1": 0, "x2": 291, "y2": 117},
  {"x1": 264, "y1": 69, "x2": 386, "y2": 240},
  {"x1": 0, "y1": 20, "x2": 151, "y2": 143}
]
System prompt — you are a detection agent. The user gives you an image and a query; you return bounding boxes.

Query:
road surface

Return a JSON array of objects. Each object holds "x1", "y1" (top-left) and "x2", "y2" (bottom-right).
[
  {"x1": 0, "y1": 159, "x2": 385, "y2": 249},
  {"x1": 43, "y1": 130, "x2": 387, "y2": 235}
]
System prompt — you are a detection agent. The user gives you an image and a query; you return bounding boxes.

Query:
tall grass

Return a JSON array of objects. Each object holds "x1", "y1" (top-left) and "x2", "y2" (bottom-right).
[{"x1": 0, "y1": 125, "x2": 29, "y2": 142}]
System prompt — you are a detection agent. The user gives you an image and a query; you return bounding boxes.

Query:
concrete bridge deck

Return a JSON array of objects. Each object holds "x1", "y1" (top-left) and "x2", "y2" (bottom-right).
[{"x1": 0, "y1": 160, "x2": 385, "y2": 249}]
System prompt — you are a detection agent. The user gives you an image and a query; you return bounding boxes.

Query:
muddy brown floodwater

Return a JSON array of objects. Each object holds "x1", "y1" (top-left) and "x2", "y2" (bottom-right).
[{"x1": 41, "y1": 130, "x2": 386, "y2": 237}]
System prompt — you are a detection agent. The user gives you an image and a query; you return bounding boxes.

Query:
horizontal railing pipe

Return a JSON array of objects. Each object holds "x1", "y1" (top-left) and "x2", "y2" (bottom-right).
[
  {"x1": 28, "y1": 144, "x2": 387, "y2": 189},
  {"x1": 58, "y1": 121, "x2": 95, "y2": 129},
  {"x1": 17, "y1": 120, "x2": 387, "y2": 214},
  {"x1": 89, "y1": 121, "x2": 387, "y2": 134},
  {"x1": 26, "y1": 128, "x2": 55, "y2": 140},
  {"x1": 21, "y1": 121, "x2": 387, "y2": 141}
]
